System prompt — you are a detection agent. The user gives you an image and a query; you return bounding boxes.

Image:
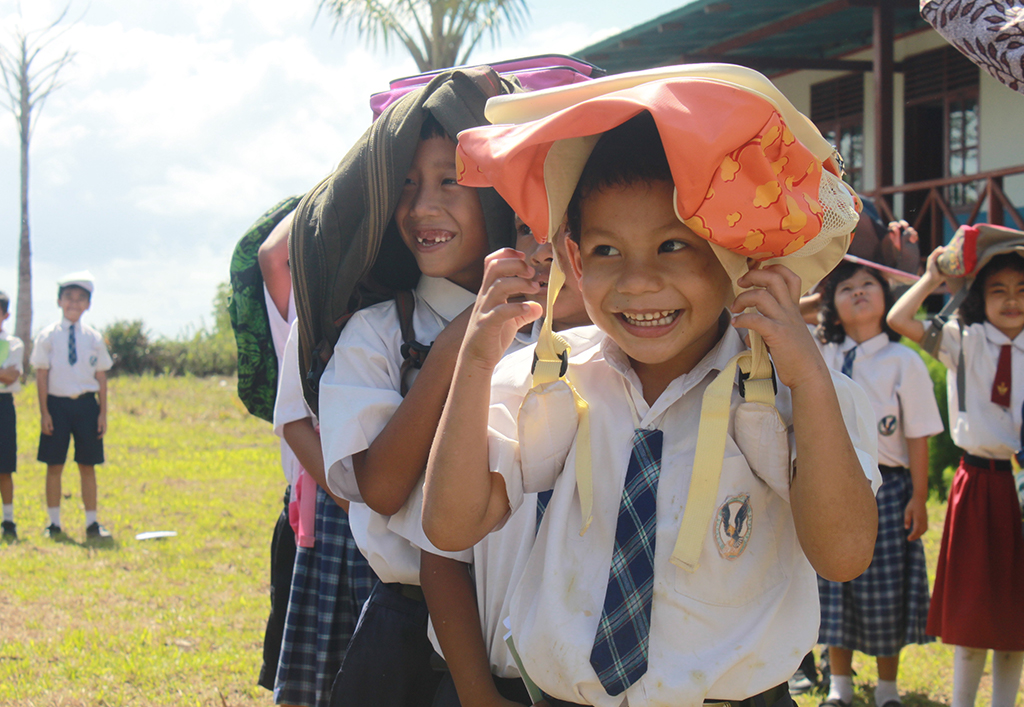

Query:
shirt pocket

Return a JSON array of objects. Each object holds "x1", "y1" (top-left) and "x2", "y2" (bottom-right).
[{"x1": 672, "y1": 452, "x2": 786, "y2": 607}]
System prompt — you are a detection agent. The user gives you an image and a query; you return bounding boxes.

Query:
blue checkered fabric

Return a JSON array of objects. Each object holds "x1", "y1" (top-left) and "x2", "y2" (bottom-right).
[
  {"x1": 68, "y1": 324, "x2": 77, "y2": 365},
  {"x1": 590, "y1": 428, "x2": 663, "y2": 696},
  {"x1": 818, "y1": 467, "x2": 934, "y2": 655},
  {"x1": 275, "y1": 486, "x2": 377, "y2": 707},
  {"x1": 536, "y1": 489, "x2": 553, "y2": 533}
]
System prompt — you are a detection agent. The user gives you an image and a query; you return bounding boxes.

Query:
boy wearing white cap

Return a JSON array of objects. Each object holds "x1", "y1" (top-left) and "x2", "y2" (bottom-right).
[{"x1": 31, "y1": 271, "x2": 113, "y2": 540}]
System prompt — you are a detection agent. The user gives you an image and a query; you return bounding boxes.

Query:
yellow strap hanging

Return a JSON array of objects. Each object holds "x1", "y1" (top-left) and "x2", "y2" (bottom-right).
[{"x1": 670, "y1": 331, "x2": 775, "y2": 572}]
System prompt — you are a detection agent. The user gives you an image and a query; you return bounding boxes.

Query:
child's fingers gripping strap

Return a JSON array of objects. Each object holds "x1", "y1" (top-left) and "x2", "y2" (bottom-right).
[
  {"x1": 529, "y1": 258, "x2": 594, "y2": 535},
  {"x1": 670, "y1": 337, "x2": 775, "y2": 572}
]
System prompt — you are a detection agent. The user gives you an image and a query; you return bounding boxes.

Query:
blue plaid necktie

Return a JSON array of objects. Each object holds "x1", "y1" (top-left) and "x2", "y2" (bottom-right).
[
  {"x1": 590, "y1": 428, "x2": 663, "y2": 696},
  {"x1": 68, "y1": 324, "x2": 77, "y2": 365},
  {"x1": 536, "y1": 489, "x2": 553, "y2": 533},
  {"x1": 841, "y1": 346, "x2": 856, "y2": 378}
]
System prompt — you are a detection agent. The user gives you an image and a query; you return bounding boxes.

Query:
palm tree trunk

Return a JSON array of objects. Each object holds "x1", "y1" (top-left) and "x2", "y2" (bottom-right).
[{"x1": 14, "y1": 60, "x2": 32, "y2": 372}]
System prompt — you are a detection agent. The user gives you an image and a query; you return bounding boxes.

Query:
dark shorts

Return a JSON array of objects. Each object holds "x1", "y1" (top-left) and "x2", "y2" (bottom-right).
[
  {"x1": 259, "y1": 487, "x2": 297, "y2": 692},
  {"x1": 0, "y1": 394, "x2": 15, "y2": 474},
  {"x1": 37, "y1": 394, "x2": 104, "y2": 466}
]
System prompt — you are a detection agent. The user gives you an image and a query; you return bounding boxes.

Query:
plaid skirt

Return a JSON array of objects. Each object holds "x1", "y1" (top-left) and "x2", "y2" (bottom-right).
[
  {"x1": 275, "y1": 486, "x2": 377, "y2": 707},
  {"x1": 818, "y1": 466, "x2": 933, "y2": 655}
]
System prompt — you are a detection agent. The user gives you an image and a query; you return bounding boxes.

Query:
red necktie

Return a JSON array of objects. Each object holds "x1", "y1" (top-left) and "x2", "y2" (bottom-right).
[{"x1": 992, "y1": 344, "x2": 1012, "y2": 407}]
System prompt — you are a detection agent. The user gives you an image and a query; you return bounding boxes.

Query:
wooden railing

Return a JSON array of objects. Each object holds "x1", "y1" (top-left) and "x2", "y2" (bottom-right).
[{"x1": 867, "y1": 165, "x2": 1024, "y2": 254}]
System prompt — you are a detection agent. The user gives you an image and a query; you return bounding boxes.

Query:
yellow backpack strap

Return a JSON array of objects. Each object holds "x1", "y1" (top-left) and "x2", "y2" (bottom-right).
[
  {"x1": 670, "y1": 330, "x2": 775, "y2": 572},
  {"x1": 529, "y1": 258, "x2": 595, "y2": 535}
]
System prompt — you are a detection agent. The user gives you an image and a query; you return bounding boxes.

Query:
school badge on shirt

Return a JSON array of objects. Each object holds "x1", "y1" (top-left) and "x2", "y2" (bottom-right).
[
  {"x1": 878, "y1": 415, "x2": 897, "y2": 436},
  {"x1": 715, "y1": 494, "x2": 752, "y2": 560}
]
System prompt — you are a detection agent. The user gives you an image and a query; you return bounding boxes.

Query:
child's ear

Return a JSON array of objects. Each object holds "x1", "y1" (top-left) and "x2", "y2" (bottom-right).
[{"x1": 565, "y1": 238, "x2": 584, "y2": 283}]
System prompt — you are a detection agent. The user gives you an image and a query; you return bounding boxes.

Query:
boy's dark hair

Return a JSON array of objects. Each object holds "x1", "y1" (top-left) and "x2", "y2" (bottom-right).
[
  {"x1": 816, "y1": 261, "x2": 900, "y2": 343},
  {"x1": 960, "y1": 252, "x2": 1024, "y2": 326},
  {"x1": 420, "y1": 113, "x2": 449, "y2": 142},
  {"x1": 58, "y1": 284, "x2": 91, "y2": 301},
  {"x1": 567, "y1": 111, "x2": 672, "y2": 242},
  {"x1": 0, "y1": 291, "x2": 8, "y2": 315}
]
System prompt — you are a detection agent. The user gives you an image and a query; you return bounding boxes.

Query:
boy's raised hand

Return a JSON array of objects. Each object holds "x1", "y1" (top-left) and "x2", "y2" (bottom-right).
[
  {"x1": 730, "y1": 264, "x2": 829, "y2": 391},
  {"x1": 460, "y1": 249, "x2": 543, "y2": 372}
]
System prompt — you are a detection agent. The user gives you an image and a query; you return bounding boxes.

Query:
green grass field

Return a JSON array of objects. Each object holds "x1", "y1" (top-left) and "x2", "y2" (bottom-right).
[{"x1": 1, "y1": 376, "x2": 1021, "y2": 706}]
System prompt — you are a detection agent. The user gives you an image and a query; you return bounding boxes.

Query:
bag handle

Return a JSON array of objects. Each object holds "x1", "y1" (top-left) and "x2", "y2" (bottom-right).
[{"x1": 395, "y1": 290, "x2": 431, "y2": 398}]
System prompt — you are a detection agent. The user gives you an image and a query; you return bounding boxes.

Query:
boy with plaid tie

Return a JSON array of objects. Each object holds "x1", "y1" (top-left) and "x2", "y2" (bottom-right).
[
  {"x1": 423, "y1": 66, "x2": 881, "y2": 706},
  {"x1": 32, "y1": 271, "x2": 112, "y2": 540}
]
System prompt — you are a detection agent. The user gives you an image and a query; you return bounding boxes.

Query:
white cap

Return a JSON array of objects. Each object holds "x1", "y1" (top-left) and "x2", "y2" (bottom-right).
[{"x1": 57, "y1": 270, "x2": 95, "y2": 294}]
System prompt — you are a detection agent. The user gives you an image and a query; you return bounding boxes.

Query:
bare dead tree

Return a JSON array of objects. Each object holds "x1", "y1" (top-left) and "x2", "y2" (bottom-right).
[{"x1": 0, "y1": 4, "x2": 76, "y2": 368}]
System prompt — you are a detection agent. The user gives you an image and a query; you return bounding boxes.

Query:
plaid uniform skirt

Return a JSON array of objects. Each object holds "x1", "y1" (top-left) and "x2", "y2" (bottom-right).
[
  {"x1": 275, "y1": 486, "x2": 377, "y2": 707},
  {"x1": 818, "y1": 466, "x2": 933, "y2": 655}
]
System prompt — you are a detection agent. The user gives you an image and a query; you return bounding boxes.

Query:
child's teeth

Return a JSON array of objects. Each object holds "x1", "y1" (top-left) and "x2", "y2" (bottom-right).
[
  {"x1": 417, "y1": 233, "x2": 454, "y2": 245},
  {"x1": 623, "y1": 310, "x2": 678, "y2": 326}
]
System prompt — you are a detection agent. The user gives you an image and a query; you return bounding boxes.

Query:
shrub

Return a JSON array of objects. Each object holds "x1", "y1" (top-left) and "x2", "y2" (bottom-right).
[
  {"x1": 104, "y1": 319, "x2": 155, "y2": 376},
  {"x1": 903, "y1": 338, "x2": 962, "y2": 501}
]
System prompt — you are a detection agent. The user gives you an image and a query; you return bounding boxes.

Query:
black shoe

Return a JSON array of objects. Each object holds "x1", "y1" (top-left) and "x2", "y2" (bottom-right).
[
  {"x1": 1, "y1": 520, "x2": 16, "y2": 540},
  {"x1": 44, "y1": 523, "x2": 64, "y2": 538},
  {"x1": 86, "y1": 521, "x2": 111, "y2": 539}
]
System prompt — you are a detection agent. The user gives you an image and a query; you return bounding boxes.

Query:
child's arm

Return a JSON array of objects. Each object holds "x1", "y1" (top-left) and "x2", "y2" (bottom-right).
[
  {"x1": 258, "y1": 211, "x2": 294, "y2": 321},
  {"x1": 37, "y1": 368, "x2": 53, "y2": 435},
  {"x1": 96, "y1": 370, "x2": 107, "y2": 438},
  {"x1": 424, "y1": 250, "x2": 543, "y2": 552},
  {"x1": 886, "y1": 247, "x2": 945, "y2": 343},
  {"x1": 732, "y1": 265, "x2": 878, "y2": 581},
  {"x1": 283, "y1": 418, "x2": 349, "y2": 512},
  {"x1": 421, "y1": 552, "x2": 522, "y2": 707},
  {"x1": 0, "y1": 366, "x2": 18, "y2": 385},
  {"x1": 904, "y1": 436, "x2": 930, "y2": 541}
]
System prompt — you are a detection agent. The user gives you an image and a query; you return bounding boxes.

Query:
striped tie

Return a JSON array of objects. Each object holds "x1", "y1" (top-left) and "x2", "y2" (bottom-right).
[
  {"x1": 841, "y1": 347, "x2": 856, "y2": 378},
  {"x1": 68, "y1": 324, "x2": 77, "y2": 366},
  {"x1": 590, "y1": 428, "x2": 663, "y2": 696}
]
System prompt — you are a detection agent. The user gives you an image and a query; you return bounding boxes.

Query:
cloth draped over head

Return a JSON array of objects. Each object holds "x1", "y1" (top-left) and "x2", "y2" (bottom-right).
[
  {"x1": 455, "y1": 64, "x2": 863, "y2": 571},
  {"x1": 937, "y1": 223, "x2": 1024, "y2": 293},
  {"x1": 289, "y1": 67, "x2": 520, "y2": 413},
  {"x1": 455, "y1": 64, "x2": 861, "y2": 297}
]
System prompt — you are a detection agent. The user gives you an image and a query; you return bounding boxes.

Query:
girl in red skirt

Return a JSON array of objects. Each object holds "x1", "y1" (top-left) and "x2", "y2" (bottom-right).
[{"x1": 889, "y1": 235, "x2": 1024, "y2": 707}]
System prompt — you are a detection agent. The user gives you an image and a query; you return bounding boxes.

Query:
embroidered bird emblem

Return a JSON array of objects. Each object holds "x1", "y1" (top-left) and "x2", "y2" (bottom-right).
[
  {"x1": 720, "y1": 502, "x2": 749, "y2": 547},
  {"x1": 998, "y1": 382, "x2": 1009, "y2": 396}
]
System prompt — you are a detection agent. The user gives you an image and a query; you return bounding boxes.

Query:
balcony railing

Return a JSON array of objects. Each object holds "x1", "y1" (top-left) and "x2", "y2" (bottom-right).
[{"x1": 867, "y1": 165, "x2": 1024, "y2": 256}]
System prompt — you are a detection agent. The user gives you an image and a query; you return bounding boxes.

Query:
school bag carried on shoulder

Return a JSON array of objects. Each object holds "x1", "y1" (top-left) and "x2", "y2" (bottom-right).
[
  {"x1": 228, "y1": 195, "x2": 302, "y2": 422},
  {"x1": 290, "y1": 57, "x2": 603, "y2": 415}
]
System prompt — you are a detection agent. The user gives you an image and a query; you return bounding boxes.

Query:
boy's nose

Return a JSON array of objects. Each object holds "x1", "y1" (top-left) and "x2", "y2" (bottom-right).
[
  {"x1": 616, "y1": 257, "x2": 661, "y2": 294},
  {"x1": 407, "y1": 185, "x2": 442, "y2": 218},
  {"x1": 528, "y1": 242, "x2": 554, "y2": 267}
]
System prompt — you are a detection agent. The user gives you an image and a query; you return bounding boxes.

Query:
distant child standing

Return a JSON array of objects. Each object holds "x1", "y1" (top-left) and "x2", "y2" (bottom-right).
[
  {"x1": 0, "y1": 290, "x2": 25, "y2": 540},
  {"x1": 31, "y1": 271, "x2": 113, "y2": 540},
  {"x1": 888, "y1": 238, "x2": 1024, "y2": 707},
  {"x1": 814, "y1": 261, "x2": 944, "y2": 707}
]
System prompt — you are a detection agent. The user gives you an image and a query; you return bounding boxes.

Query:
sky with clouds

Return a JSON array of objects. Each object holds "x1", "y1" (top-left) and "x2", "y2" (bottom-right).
[{"x1": 0, "y1": 0, "x2": 680, "y2": 338}]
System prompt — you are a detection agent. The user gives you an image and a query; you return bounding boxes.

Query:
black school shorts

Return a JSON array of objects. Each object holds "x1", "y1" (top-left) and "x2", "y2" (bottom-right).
[
  {"x1": 0, "y1": 393, "x2": 15, "y2": 474},
  {"x1": 37, "y1": 393, "x2": 104, "y2": 466}
]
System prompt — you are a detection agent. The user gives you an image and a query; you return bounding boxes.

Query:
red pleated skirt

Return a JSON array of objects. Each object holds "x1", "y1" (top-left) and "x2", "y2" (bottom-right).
[{"x1": 927, "y1": 457, "x2": 1024, "y2": 650}]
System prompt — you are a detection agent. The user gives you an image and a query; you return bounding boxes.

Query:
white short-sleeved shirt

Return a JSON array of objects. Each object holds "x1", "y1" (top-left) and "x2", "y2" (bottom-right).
[
  {"x1": 30, "y1": 318, "x2": 112, "y2": 397},
  {"x1": 319, "y1": 276, "x2": 475, "y2": 584},
  {"x1": 486, "y1": 326, "x2": 881, "y2": 707},
  {"x1": 817, "y1": 332, "x2": 944, "y2": 467},
  {"x1": 266, "y1": 287, "x2": 301, "y2": 488},
  {"x1": 426, "y1": 318, "x2": 545, "y2": 677},
  {"x1": 0, "y1": 331, "x2": 24, "y2": 394},
  {"x1": 272, "y1": 321, "x2": 314, "y2": 487},
  {"x1": 931, "y1": 319, "x2": 1024, "y2": 458}
]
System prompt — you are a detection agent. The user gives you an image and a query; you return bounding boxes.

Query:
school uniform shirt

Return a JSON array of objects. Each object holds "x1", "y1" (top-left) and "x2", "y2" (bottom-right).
[
  {"x1": 426, "y1": 316, "x2": 548, "y2": 678},
  {"x1": 273, "y1": 321, "x2": 313, "y2": 488},
  {"x1": 30, "y1": 318, "x2": 112, "y2": 397},
  {"x1": 267, "y1": 288, "x2": 301, "y2": 488},
  {"x1": 319, "y1": 275, "x2": 474, "y2": 585},
  {"x1": 817, "y1": 333, "x2": 944, "y2": 467},
  {"x1": 0, "y1": 331, "x2": 24, "y2": 393},
  {"x1": 931, "y1": 320, "x2": 1024, "y2": 458},
  {"x1": 487, "y1": 325, "x2": 881, "y2": 707}
]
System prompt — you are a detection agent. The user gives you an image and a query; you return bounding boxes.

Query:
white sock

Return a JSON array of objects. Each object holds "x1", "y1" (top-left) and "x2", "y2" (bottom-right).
[
  {"x1": 2, "y1": 504, "x2": 12, "y2": 522},
  {"x1": 85, "y1": 510, "x2": 97, "y2": 527},
  {"x1": 829, "y1": 674, "x2": 854, "y2": 704},
  {"x1": 47, "y1": 507, "x2": 61, "y2": 527},
  {"x1": 875, "y1": 678, "x2": 899, "y2": 706},
  {"x1": 990, "y1": 650, "x2": 1024, "y2": 707},
  {"x1": 952, "y1": 645, "x2": 987, "y2": 707}
]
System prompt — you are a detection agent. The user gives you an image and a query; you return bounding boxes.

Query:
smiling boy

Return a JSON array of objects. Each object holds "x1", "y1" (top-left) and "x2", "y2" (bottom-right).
[{"x1": 423, "y1": 71, "x2": 881, "y2": 706}]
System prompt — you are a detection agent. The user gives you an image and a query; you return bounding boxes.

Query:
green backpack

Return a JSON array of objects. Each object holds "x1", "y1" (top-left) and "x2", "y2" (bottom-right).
[{"x1": 228, "y1": 196, "x2": 302, "y2": 422}]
